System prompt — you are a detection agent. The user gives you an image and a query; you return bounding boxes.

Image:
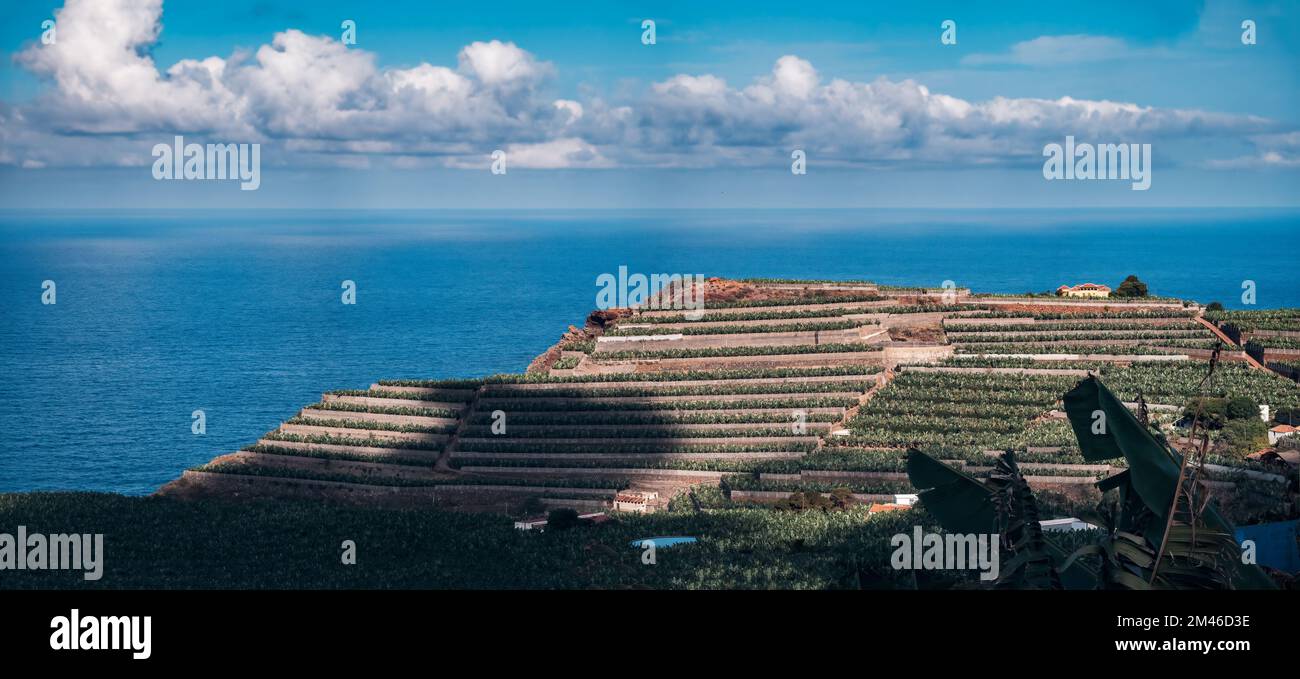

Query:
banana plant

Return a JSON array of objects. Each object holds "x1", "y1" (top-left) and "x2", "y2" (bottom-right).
[{"x1": 905, "y1": 374, "x2": 1277, "y2": 589}]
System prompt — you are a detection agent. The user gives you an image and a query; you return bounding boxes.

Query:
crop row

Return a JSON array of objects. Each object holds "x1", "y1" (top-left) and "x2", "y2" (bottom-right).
[
  {"x1": 593, "y1": 342, "x2": 883, "y2": 360},
  {"x1": 604, "y1": 320, "x2": 868, "y2": 336},
  {"x1": 193, "y1": 462, "x2": 441, "y2": 487},
  {"x1": 196, "y1": 461, "x2": 627, "y2": 490},
  {"x1": 455, "y1": 440, "x2": 818, "y2": 454},
  {"x1": 954, "y1": 343, "x2": 1206, "y2": 355},
  {"x1": 861, "y1": 399, "x2": 1045, "y2": 420},
  {"x1": 261, "y1": 432, "x2": 441, "y2": 451},
  {"x1": 328, "y1": 388, "x2": 475, "y2": 403},
  {"x1": 851, "y1": 414, "x2": 1029, "y2": 436},
  {"x1": 1205, "y1": 308, "x2": 1300, "y2": 331},
  {"x1": 464, "y1": 410, "x2": 842, "y2": 425},
  {"x1": 450, "y1": 457, "x2": 772, "y2": 473},
  {"x1": 1248, "y1": 336, "x2": 1300, "y2": 349},
  {"x1": 306, "y1": 401, "x2": 461, "y2": 419},
  {"x1": 632, "y1": 308, "x2": 868, "y2": 324},
  {"x1": 385, "y1": 366, "x2": 881, "y2": 387},
  {"x1": 482, "y1": 380, "x2": 872, "y2": 398},
  {"x1": 945, "y1": 321, "x2": 1200, "y2": 332},
  {"x1": 957, "y1": 309, "x2": 1195, "y2": 320},
  {"x1": 726, "y1": 476, "x2": 915, "y2": 495},
  {"x1": 946, "y1": 330, "x2": 1211, "y2": 343},
  {"x1": 1095, "y1": 362, "x2": 1300, "y2": 407},
  {"x1": 466, "y1": 396, "x2": 857, "y2": 412},
  {"x1": 696, "y1": 293, "x2": 886, "y2": 309},
  {"x1": 458, "y1": 425, "x2": 811, "y2": 439},
  {"x1": 244, "y1": 443, "x2": 437, "y2": 467},
  {"x1": 285, "y1": 416, "x2": 455, "y2": 435},
  {"x1": 551, "y1": 356, "x2": 582, "y2": 369}
]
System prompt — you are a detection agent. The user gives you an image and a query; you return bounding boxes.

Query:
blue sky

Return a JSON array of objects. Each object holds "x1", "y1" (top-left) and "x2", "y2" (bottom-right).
[{"x1": 1, "y1": 0, "x2": 1297, "y2": 208}]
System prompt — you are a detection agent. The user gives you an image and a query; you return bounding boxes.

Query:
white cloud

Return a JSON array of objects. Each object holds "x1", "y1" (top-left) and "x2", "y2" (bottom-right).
[
  {"x1": 964, "y1": 35, "x2": 1134, "y2": 66},
  {"x1": 1, "y1": 1, "x2": 1290, "y2": 173}
]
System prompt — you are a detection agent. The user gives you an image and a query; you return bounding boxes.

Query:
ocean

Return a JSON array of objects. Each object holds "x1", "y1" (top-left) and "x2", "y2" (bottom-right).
[{"x1": 1, "y1": 208, "x2": 1296, "y2": 494}]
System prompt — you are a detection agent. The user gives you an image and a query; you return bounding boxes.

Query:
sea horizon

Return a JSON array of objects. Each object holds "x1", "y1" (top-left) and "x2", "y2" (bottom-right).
[{"x1": 3, "y1": 208, "x2": 1298, "y2": 495}]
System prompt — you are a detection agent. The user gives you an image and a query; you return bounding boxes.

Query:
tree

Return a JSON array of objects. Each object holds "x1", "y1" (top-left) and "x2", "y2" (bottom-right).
[
  {"x1": 1218, "y1": 418, "x2": 1268, "y2": 458},
  {"x1": 1224, "y1": 396, "x2": 1259, "y2": 421},
  {"x1": 907, "y1": 376, "x2": 1277, "y2": 590},
  {"x1": 545, "y1": 508, "x2": 580, "y2": 531},
  {"x1": 829, "y1": 487, "x2": 856, "y2": 510},
  {"x1": 1272, "y1": 406, "x2": 1300, "y2": 426},
  {"x1": 1183, "y1": 396, "x2": 1228, "y2": 428},
  {"x1": 1206, "y1": 301, "x2": 1224, "y2": 312},
  {"x1": 1114, "y1": 275, "x2": 1149, "y2": 298},
  {"x1": 521, "y1": 496, "x2": 546, "y2": 517}
]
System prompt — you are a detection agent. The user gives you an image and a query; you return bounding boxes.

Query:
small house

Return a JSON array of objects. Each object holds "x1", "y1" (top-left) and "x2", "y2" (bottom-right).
[
  {"x1": 1268, "y1": 424, "x2": 1297, "y2": 446},
  {"x1": 1056, "y1": 283, "x2": 1112, "y2": 298},
  {"x1": 613, "y1": 491, "x2": 658, "y2": 513}
]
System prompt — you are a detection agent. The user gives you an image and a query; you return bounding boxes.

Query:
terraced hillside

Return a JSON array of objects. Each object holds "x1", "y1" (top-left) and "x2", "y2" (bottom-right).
[{"x1": 161, "y1": 279, "x2": 1300, "y2": 513}]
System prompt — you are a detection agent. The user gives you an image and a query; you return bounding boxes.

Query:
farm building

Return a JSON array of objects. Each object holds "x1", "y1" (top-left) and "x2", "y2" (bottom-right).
[
  {"x1": 1056, "y1": 283, "x2": 1112, "y2": 298},
  {"x1": 1039, "y1": 518, "x2": 1099, "y2": 532},
  {"x1": 513, "y1": 517, "x2": 548, "y2": 531},
  {"x1": 613, "y1": 491, "x2": 658, "y2": 513},
  {"x1": 513, "y1": 512, "x2": 609, "y2": 531},
  {"x1": 1268, "y1": 424, "x2": 1297, "y2": 445}
]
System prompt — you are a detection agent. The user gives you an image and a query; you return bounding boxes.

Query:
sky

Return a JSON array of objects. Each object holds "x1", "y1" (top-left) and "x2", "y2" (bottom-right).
[{"x1": 1, "y1": 0, "x2": 1297, "y2": 208}]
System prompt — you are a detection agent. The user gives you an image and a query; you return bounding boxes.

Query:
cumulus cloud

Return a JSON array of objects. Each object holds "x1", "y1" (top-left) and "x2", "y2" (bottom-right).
[
  {"x1": 1204, "y1": 131, "x2": 1300, "y2": 168},
  {"x1": 6, "y1": 0, "x2": 568, "y2": 167},
  {"x1": 611, "y1": 56, "x2": 1280, "y2": 168},
  {"x1": 1, "y1": 1, "x2": 1290, "y2": 172},
  {"x1": 962, "y1": 34, "x2": 1153, "y2": 67}
]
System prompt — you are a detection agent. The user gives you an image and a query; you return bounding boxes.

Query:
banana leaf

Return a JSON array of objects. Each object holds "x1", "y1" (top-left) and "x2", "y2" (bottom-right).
[
  {"x1": 1062, "y1": 376, "x2": 1275, "y2": 589},
  {"x1": 905, "y1": 448, "x2": 1095, "y2": 589}
]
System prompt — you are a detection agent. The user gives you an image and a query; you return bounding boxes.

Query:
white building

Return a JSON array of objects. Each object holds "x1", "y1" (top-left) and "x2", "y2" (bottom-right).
[{"x1": 613, "y1": 491, "x2": 658, "y2": 513}]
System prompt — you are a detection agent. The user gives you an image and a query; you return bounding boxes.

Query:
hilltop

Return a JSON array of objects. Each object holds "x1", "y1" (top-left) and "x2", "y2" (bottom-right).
[{"x1": 156, "y1": 278, "x2": 1300, "y2": 523}]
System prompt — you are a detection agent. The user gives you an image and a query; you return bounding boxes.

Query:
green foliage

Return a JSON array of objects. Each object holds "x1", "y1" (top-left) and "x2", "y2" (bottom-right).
[
  {"x1": 551, "y1": 356, "x2": 581, "y2": 369},
  {"x1": 593, "y1": 342, "x2": 882, "y2": 360},
  {"x1": 1206, "y1": 302, "x2": 1224, "y2": 312},
  {"x1": 605, "y1": 320, "x2": 867, "y2": 336},
  {"x1": 481, "y1": 379, "x2": 872, "y2": 398},
  {"x1": 0, "y1": 493, "x2": 959, "y2": 590},
  {"x1": 521, "y1": 496, "x2": 546, "y2": 516},
  {"x1": 1113, "y1": 275, "x2": 1149, "y2": 298},
  {"x1": 1203, "y1": 308, "x2": 1300, "y2": 332},
  {"x1": 545, "y1": 508, "x2": 581, "y2": 531},
  {"x1": 1224, "y1": 396, "x2": 1259, "y2": 420},
  {"x1": 1218, "y1": 418, "x2": 1268, "y2": 458}
]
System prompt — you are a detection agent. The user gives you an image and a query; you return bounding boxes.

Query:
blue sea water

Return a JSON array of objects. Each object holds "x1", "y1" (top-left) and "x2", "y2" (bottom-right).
[{"x1": 1, "y1": 208, "x2": 1297, "y2": 494}]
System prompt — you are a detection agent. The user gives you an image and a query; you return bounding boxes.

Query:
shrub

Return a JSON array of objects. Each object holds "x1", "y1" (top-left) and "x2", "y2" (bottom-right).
[
  {"x1": 828, "y1": 487, "x2": 856, "y2": 510},
  {"x1": 1206, "y1": 301, "x2": 1225, "y2": 312},
  {"x1": 545, "y1": 508, "x2": 581, "y2": 531},
  {"x1": 1217, "y1": 418, "x2": 1268, "y2": 458},
  {"x1": 1272, "y1": 406, "x2": 1300, "y2": 426},
  {"x1": 1183, "y1": 397, "x2": 1228, "y2": 427},
  {"x1": 1114, "y1": 275, "x2": 1149, "y2": 298},
  {"x1": 521, "y1": 497, "x2": 546, "y2": 517},
  {"x1": 1225, "y1": 396, "x2": 1259, "y2": 421}
]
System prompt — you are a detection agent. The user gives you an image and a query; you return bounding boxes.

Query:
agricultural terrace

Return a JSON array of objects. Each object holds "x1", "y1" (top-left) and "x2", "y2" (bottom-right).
[{"x1": 164, "y1": 279, "x2": 1299, "y2": 518}]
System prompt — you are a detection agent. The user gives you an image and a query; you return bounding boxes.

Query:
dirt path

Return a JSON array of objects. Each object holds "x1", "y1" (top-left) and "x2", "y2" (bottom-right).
[
  {"x1": 836, "y1": 369, "x2": 894, "y2": 430},
  {"x1": 436, "y1": 386, "x2": 484, "y2": 473},
  {"x1": 1194, "y1": 316, "x2": 1266, "y2": 370}
]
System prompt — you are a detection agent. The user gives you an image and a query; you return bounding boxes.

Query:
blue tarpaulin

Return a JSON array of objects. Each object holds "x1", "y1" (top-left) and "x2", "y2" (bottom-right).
[{"x1": 1235, "y1": 520, "x2": 1300, "y2": 573}]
